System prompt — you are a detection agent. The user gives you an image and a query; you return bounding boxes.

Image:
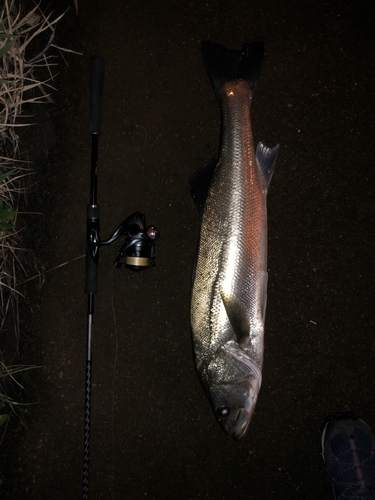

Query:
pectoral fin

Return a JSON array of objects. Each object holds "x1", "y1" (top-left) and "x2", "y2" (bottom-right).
[{"x1": 220, "y1": 290, "x2": 250, "y2": 346}]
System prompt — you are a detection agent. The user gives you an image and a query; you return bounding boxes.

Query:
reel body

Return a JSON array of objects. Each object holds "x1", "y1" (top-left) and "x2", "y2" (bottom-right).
[
  {"x1": 86, "y1": 210, "x2": 159, "y2": 273},
  {"x1": 113, "y1": 212, "x2": 159, "y2": 270}
]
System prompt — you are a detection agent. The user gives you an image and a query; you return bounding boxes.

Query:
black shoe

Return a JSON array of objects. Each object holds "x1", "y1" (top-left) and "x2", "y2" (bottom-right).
[{"x1": 322, "y1": 412, "x2": 375, "y2": 499}]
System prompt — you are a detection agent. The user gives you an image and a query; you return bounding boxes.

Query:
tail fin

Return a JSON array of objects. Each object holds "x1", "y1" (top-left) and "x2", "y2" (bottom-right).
[{"x1": 201, "y1": 41, "x2": 264, "y2": 95}]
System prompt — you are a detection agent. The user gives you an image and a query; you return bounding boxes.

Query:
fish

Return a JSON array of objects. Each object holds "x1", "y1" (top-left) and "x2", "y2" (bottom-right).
[{"x1": 190, "y1": 41, "x2": 279, "y2": 440}]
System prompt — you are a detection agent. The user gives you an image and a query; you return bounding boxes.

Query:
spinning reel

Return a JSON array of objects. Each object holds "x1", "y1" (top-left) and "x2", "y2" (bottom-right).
[{"x1": 86, "y1": 210, "x2": 159, "y2": 273}]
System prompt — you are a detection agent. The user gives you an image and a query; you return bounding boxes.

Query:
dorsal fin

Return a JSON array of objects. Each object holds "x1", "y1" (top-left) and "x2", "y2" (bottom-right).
[{"x1": 256, "y1": 142, "x2": 279, "y2": 188}]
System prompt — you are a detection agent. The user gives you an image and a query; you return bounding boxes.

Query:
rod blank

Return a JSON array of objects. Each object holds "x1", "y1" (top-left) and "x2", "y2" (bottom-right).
[
  {"x1": 89, "y1": 56, "x2": 105, "y2": 135},
  {"x1": 84, "y1": 55, "x2": 105, "y2": 500}
]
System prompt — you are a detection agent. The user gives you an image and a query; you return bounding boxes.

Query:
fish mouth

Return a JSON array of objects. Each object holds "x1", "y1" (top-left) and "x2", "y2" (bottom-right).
[
  {"x1": 217, "y1": 384, "x2": 258, "y2": 440},
  {"x1": 208, "y1": 342, "x2": 262, "y2": 439}
]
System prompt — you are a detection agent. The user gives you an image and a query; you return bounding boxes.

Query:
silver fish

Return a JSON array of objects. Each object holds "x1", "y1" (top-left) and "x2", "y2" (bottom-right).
[{"x1": 190, "y1": 42, "x2": 278, "y2": 440}]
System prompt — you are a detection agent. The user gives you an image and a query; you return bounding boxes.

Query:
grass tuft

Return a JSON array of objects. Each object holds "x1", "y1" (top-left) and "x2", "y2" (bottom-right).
[{"x1": 0, "y1": 0, "x2": 76, "y2": 426}]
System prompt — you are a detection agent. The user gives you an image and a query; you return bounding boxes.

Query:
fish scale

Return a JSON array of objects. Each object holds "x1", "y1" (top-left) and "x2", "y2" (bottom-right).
[
  {"x1": 190, "y1": 42, "x2": 278, "y2": 439},
  {"x1": 193, "y1": 81, "x2": 265, "y2": 367}
]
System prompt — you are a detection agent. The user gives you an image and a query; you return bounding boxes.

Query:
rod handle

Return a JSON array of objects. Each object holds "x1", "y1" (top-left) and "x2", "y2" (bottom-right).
[{"x1": 89, "y1": 56, "x2": 105, "y2": 135}]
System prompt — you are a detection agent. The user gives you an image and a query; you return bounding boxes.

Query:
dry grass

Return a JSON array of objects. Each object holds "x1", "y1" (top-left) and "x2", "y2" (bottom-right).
[{"x1": 0, "y1": 0, "x2": 76, "y2": 423}]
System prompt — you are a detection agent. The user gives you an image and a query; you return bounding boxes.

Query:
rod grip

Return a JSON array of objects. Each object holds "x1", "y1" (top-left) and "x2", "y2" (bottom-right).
[{"x1": 89, "y1": 56, "x2": 105, "y2": 135}]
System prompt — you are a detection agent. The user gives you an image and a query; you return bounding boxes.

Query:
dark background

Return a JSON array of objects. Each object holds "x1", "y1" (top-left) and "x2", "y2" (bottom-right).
[{"x1": 1, "y1": 0, "x2": 374, "y2": 498}]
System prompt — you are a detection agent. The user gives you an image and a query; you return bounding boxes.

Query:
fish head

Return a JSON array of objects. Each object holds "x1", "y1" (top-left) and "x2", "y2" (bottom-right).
[{"x1": 205, "y1": 341, "x2": 262, "y2": 440}]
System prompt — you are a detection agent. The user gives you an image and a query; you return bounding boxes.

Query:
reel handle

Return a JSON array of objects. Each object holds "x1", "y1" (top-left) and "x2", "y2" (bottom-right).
[{"x1": 89, "y1": 56, "x2": 105, "y2": 135}]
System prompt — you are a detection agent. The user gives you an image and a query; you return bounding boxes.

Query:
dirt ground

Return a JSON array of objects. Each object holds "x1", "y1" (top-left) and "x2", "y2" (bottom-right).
[{"x1": 1, "y1": 0, "x2": 375, "y2": 498}]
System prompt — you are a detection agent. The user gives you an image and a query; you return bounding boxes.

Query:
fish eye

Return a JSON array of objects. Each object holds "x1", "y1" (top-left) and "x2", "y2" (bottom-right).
[{"x1": 216, "y1": 406, "x2": 230, "y2": 418}]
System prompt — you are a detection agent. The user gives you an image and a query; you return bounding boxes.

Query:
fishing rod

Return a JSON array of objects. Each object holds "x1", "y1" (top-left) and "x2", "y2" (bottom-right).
[{"x1": 83, "y1": 55, "x2": 159, "y2": 500}]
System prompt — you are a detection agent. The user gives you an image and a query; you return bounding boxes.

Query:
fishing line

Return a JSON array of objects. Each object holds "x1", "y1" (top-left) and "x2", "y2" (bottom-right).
[
  {"x1": 135, "y1": 123, "x2": 148, "y2": 142},
  {"x1": 17, "y1": 254, "x2": 85, "y2": 287}
]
